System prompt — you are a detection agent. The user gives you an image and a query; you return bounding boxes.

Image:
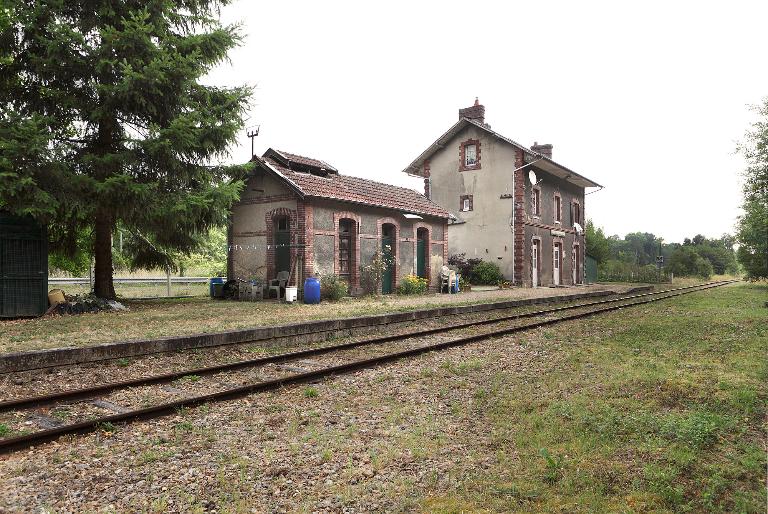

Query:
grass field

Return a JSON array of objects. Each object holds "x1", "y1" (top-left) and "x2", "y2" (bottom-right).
[{"x1": 422, "y1": 282, "x2": 766, "y2": 512}]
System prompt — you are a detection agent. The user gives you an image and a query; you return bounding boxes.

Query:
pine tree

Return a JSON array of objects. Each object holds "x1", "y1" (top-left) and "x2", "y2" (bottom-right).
[{"x1": 0, "y1": 0, "x2": 250, "y2": 298}]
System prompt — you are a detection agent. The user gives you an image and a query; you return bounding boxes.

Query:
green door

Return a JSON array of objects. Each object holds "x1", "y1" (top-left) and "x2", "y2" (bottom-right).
[
  {"x1": 275, "y1": 230, "x2": 290, "y2": 275},
  {"x1": 381, "y1": 235, "x2": 393, "y2": 294},
  {"x1": 416, "y1": 239, "x2": 426, "y2": 278}
]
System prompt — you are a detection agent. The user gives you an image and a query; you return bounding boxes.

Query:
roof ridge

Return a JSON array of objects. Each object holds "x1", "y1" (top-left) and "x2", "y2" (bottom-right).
[
  {"x1": 259, "y1": 157, "x2": 448, "y2": 217},
  {"x1": 276, "y1": 149, "x2": 337, "y2": 170}
]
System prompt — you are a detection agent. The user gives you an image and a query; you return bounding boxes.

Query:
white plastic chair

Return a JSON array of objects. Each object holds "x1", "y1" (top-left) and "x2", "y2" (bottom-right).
[{"x1": 268, "y1": 271, "x2": 290, "y2": 299}]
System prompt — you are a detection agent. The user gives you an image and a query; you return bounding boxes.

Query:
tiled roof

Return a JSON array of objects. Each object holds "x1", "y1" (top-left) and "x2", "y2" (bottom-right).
[{"x1": 258, "y1": 156, "x2": 449, "y2": 219}]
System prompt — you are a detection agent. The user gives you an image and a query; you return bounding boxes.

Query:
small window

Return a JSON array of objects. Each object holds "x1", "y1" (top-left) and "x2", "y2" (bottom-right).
[
  {"x1": 532, "y1": 189, "x2": 541, "y2": 216},
  {"x1": 465, "y1": 144, "x2": 477, "y2": 167},
  {"x1": 277, "y1": 217, "x2": 288, "y2": 231},
  {"x1": 554, "y1": 195, "x2": 561, "y2": 223},
  {"x1": 460, "y1": 139, "x2": 481, "y2": 171},
  {"x1": 573, "y1": 203, "x2": 581, "y2": 226},
  {"x1": 460, "y1": 195, "x2": 473, "y2": 212}
]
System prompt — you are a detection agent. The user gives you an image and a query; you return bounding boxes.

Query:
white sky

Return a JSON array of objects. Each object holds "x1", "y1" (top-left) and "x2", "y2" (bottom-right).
[{"x1": 207, "y1": 0, "x2": 767, "y2": 243}]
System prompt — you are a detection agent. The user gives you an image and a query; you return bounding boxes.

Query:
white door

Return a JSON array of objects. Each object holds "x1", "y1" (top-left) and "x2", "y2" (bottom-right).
[
  {"x1": 532, "y1": 242, "x2": 539, "y2": 287},
  {"x1": 553, "y1": 244, "x2": 561, "y2": 285}
]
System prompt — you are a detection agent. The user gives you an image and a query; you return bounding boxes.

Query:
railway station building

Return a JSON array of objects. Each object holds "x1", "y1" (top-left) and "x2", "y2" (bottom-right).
[
  {"x1": 402, "y1": 100, "x2": 602, "y2": 287},
  {"x1": 229, "y1": 149, "x2": 449, "y2": 294}
]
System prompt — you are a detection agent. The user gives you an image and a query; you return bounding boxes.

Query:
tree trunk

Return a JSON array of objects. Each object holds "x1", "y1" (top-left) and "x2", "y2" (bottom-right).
[{"x1": 93, "y1": 209, "x2": 116, "y2": 299}]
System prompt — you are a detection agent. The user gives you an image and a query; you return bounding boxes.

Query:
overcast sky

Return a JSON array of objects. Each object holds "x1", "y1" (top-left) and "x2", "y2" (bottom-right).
[{"x1": 206, "y1": 0, "x2": 767, "y2": 243}]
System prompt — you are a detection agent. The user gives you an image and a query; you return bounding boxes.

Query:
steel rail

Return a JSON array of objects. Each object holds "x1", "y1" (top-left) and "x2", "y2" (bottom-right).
[
  {"x1": 0, "y1": 280, "x2": 735, "y2": 455},
  {"x1": 0, "y1": 281, "x2": 733, "y2": 413}
]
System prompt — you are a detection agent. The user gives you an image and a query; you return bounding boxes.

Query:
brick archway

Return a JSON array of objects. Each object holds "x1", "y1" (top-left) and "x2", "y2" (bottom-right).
[
  {"x1": 265, "y1": 207, "x2": 298, "y2": 284},
  {"x1": 333, "y1": 211, "x2": 362, "y2": 289},
  {"x1": 413, "y1": 221, "x2": 432, "y2": 286},
  {"x1": 377, "y1": 217, "x2": 401, "y2": 292}
]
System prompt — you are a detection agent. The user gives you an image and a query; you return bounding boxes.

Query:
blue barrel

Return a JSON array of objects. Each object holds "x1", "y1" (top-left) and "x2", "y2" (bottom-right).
[
  {"x1": 209, "y1": 277, "x2": 225, "y2": 298},
  {"x1": 304, "y1": 277, "x2": 321, "y2": 304}
]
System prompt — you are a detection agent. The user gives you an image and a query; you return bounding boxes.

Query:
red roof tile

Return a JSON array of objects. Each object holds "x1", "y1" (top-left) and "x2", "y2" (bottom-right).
[{"x1": 259, "y1": 156, "x2": 449, "y2": 219}]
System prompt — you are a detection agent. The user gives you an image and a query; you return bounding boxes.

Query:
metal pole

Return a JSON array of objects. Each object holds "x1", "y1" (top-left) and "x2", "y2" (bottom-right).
[{"x1": 166, "y1": 267, "x2": 171, "y2": 297}]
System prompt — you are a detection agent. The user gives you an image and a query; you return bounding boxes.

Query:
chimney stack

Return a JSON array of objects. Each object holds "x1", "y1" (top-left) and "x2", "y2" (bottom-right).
[
  {"x1": 459, "y1": 97, "x2": 485, "y2": 124},
  {"x1": 531, "y1": 141, "x2": 553, "y2": 159}
]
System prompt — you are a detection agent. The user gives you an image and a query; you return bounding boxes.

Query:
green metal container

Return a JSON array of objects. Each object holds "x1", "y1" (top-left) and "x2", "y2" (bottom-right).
[
  {"x1": 585, "y1": 254, "x2": 598, "y2": 284},
  {"x1": 0, "y1": 212, "x2": 48, "y2": 317}
]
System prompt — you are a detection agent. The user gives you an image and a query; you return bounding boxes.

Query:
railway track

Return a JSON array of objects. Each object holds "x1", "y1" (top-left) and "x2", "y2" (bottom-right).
[{"x1": 0, "y1": 280, "x2": 736, "y2": 454}]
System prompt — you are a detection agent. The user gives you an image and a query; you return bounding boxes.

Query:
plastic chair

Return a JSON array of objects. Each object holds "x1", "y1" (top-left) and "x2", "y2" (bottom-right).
[
  {"x1": 440, "y1": 266, "x2": 451, "y2": 294},
  {"x1": 268, "y1": 271, "x2": 290, "y2": 299}
]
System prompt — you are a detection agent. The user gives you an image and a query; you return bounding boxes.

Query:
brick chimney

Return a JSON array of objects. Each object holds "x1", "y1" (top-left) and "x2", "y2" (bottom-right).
[
  {"x1": 459, "y1": 97, "x2": 485, "y2": 124},
  {"x1": 531, "y1": 141, "x2": 553, "y2": 159}
]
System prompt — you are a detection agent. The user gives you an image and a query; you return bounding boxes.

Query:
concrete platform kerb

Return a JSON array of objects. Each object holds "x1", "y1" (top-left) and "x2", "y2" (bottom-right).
[{"x1": 0, "y1": 287, "x2": 652, "y2": 373}]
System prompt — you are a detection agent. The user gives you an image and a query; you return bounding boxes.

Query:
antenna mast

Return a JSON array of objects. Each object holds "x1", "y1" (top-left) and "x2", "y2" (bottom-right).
[{"x1": 246, "y1": 125, "x2": 260, "y2": 158}]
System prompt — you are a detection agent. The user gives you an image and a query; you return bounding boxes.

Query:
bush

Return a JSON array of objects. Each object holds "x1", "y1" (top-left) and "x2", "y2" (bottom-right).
[
  {"x1": 471, "y1": 261, "x2": 503, "y2": 285},
  {"x1": 320, "y1": 274, "x2": 348, "y2": 301},
  {"x1": 448, "y1": 253, "x2": 483, "y2": 280},
  {"x1": 669, "y1": 247, "x2": 713, "y2": 279},
  {"x1": 359, "y1": 250, "x2": 393, "y2": 295},
  {"x1": 397, "y1": 274, "x2": 428, "y2": 295}
]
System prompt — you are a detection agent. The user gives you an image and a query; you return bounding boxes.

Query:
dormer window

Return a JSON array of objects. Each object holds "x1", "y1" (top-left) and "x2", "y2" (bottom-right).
[{"x1": 459, "y1": 139, "x2": 481, "y2": 171}]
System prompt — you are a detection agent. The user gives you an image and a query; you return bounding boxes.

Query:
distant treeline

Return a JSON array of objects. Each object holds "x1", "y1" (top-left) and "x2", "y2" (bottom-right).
[{"x1": 586, "y1": 221, "x2": 738, "y2": 280}]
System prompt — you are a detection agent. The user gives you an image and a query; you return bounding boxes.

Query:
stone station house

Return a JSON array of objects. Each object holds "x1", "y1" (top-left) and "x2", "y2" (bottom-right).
[
  {"x1": 402, "y1": 100, "x2": 602, "y2": 287},
  {"x1": 229, "y1": 149, "x2": 449, "y2": 294}
]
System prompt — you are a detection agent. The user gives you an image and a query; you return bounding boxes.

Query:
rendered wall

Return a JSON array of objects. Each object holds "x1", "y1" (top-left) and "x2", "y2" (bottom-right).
[
  {"x1": 418, "y1": 124, "x2": 586, "y2": 287},
  {"x1": 422, "y1": 124, "x2": 518, "y2": 278},
  {"x1": 230, "y1": 170, "x2": 297, "y2": 281}
]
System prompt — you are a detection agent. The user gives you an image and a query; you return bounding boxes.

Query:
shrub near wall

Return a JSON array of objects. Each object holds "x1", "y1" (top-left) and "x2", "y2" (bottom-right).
[
  {"x1": 397, "y1": 274, "x2": 428, "y2": 295},
  {"x1": 471, "y1": 261, "x2": 504, "y2": 285},
  {"x1": 320, "y1": 274, "x2": 348, "y2": 301},
  {"x1": 448, "y1": 253, "x2": 483, "y2": 281}
]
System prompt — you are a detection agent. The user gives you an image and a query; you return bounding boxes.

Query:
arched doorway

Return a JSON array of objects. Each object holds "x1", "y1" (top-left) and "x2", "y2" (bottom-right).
[
  {"x1": 274, "y1": 215, "x2": 291, "y2": 276},
  {"x1": 416, "y1": 227, "x2": 429, "y2": 280},
  {"x1": 338, "y1": 219, "x2": 355, "y2": 284},
  {"x1": 381, "y1": 223, "x2": 396, "y2": 294}
]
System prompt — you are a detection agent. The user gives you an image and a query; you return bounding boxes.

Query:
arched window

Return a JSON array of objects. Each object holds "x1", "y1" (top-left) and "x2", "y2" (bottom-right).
[
  {"x1": 273, "y1": 215, "x2": 291, "y2": 275},
  {"x1": 416, "y1": 227, "x2": 429, "y2": 280},
  {"x1": 338, "y1": 219, "x2": 354, "y2": 281}
]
